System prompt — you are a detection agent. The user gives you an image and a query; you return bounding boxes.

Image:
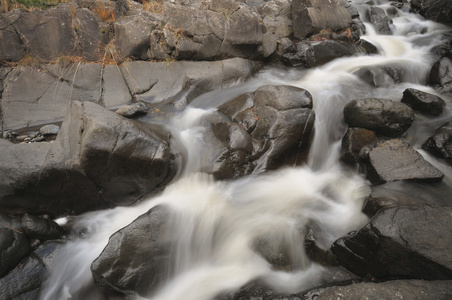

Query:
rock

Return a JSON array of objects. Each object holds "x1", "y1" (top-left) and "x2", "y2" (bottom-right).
[
  {"x1": 101, "y1": 64, "x2": 133, "y2": 108},
  {"x1": 354, "y1": 64, "x2": 407, "y2": 87},
  {"x1": 291, "y1": 0, "x2": 353, "y2": 40},
  {"x1": 115, "y1": 102, "x2": 148, "y2": 118},
  {"x1": 343, "y1": 98, "x2": 414, "y2": 138},
  {"x1": 340, "y1": 128, "x2": 379, "y2": 167},
  {"x1": 429, "y1": 56, "x2": 452, "y2": 94},
  {"x1": 91, "y1": 205, "x2": 172, "y2": 297},
  {"x1": 0, "y1": 16, "x2": 25, "y2": 62},
  {"x1": 0, "y1": 213, "x2": 31, "y2": 278},
  {"x1": 39, "y1": 124, "x2": 60, "y2": 136},
  {"x1": 411, "y1": 0, "x2": 452, "y2": 25},
  {"x1": 401, "y1": 88, "x2": 445, "y2": 116},
  {"x1": 0, "y1": 101, "x2": 174, "y2": 216},
  {"x1": 302, "y1": 280, "x2": 452, "y2": 300},
  {"x1": 332, "y1": 205, "x2": 452, "y2": 280},
  {"x1": 21, "y1": 215, "x2": 66, "y2": 241},
  {"x1": 219, "y1": 85, "x2": 315, "y2": 174},
  {"x1": 366, "y1": 6, "x2": 393, "y2": 35},
  {"x1": 365, "y1": 139, "x2": 444, "y2": 184},
  {"x1": 301, "y1": 40, "x2": 357, "y2": 68},
  {"x1": 422, "y1": 122, "x2": 452, "y2": 164}
]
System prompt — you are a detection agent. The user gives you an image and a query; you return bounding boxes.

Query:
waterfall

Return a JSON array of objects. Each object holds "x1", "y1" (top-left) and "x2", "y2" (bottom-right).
[{"x1": 39, "y1": 1, "x2": 451, "y2": 299}]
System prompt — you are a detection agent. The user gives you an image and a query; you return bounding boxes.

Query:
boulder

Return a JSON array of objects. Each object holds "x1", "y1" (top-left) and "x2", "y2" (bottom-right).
[
  {"x1": 365, "y1": 139, "x2": 444, "y2": 184},
  {"x1": 429, "y1": 56, "x2": 452, "y2": 94},
  {"x1": 354, "y1": 64, "x2": 407, "y2": 87},
  {"x1": 332, "y1": 205, "x2": 452, "y2": 280},
  {"x1": 340, "y1": 127, "x2": 379, "y2": 167},
  {"x1": 302, "y1": 280, "x2": 452, "y2": 300},
  {"x1": 291, "y1": 0, "x2": 353, "y2": 40},
  {"x1": 21, "y1": 215, "x2": 66, "y2": 241},
  {"x1": 301, "y1": 40, "x2": 357, "y2": 68},
  {"x1": 0, "y1": 16, "x2": 24, "y2": 62},
  {"x1": 115, "y1": 102, "x2": 148, "y2": 118},
  {"x1": 219, "y1": 85, "x2": 315, "y2": 174},
  {"x1": 411, "y1": 0, "x2": 452, "y2": 25},
  {"x1": 401, "y1": 88, "x2": 445, "y2": 115},
  {"x1": 343, "y1": 98, "x2": 414, "y2": 138},
  {"x1": 422, "y1": 121, "x2": 452, "y2": 164},
  {"x1": 366, "y1": 6, "x2": 393, "y2": 35},
  {"x1": 91, "y1": 205, "x2": 172, "y2": 297},
  {"x1": 0, "y1": 101, "x2": 174, "y2": 216},
  {"x1": 39, "y1": 124, "x2": 60, "y2": 136},
  {"x1": 0, "y1": 213, "x2": 30, "y2": 278}
]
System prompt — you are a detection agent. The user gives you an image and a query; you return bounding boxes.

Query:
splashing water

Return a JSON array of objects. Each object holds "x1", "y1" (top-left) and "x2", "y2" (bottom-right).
[{"x1": 40, "y1": 1, "x2": 452, "y2": 299}]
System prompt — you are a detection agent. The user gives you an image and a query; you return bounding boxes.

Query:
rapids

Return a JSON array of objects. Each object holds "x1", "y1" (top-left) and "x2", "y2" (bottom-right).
[{"x1": 39, "y1": 1, "x2": 452, "y2": 299}]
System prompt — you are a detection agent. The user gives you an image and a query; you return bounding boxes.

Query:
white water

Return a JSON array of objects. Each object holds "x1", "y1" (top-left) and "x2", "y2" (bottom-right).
[{"x1": 40, "y1": 1, "x2": 452, "y2": 299}]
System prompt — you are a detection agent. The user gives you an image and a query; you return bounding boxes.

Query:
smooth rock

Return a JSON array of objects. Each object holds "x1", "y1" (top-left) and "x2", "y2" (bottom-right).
[
  {"x1": 340, "y1": 127, "x2": 379, "y2": 167},
  {"x1": 332, "y1": 205, "x2": 452, "y2": 280},
  {"x1": 39, "y1": 124, "x2": 60, "y2": 136},
  {"x1": 401, "y1": 88, "x2": 445, "y2": 115},
  {"x1": 365, "y1": 139, "x2": 444, "y2": 184},
  {"x1": 115, "y1": 102, "x2": 148, "y2": 118},
  {"x1": 21, "y1": 215, "x2": 66, "y2": 241},
  {"x1": 422, "y1": 121, "x2": 452, "y2": 165},
  {"x1": 429, "y1": 56, "x2": 452, "y2": 94},
  {"x1": 343, "y1": 98, "x2": 414, "y2": 138}
]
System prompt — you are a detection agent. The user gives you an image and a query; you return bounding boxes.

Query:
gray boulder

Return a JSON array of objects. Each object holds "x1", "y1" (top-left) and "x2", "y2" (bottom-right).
[
  {"x1": 343, "y1": 98, "x2": 414, "y2": 138},
  {"x1": 115, "y1": 102, "x2": 148, "y2": 118},
  {"x1": 429, "y1": 56, "x2": 452, "y2": 94},
  {"x1": 401, "y1": 88, "x2": 445, "y2": 115},
  {"x1": 332, "y1": 205, "x2": 452, "y2": 280},
  {"x1": 0, "y1": 101, "x2": 174, "y2": 216},
  {"x1": 91, "y1": 205, "x2": 172, "y2": 297},
  {"x1": 0, "y1": 16, "x2": 24, "y2": 62},
  {"x1": 422, "y1": 121, "x2": 452, "y2": 165},
  {"x1": 0, "y1": 213, "x2": 30, "y2": 278},
  {"x1": 291, "y1": 0, "x2": 353, "y2": 40},
  {"x1": 365, "y1": 139, "x2": 444, "y2": 184}
]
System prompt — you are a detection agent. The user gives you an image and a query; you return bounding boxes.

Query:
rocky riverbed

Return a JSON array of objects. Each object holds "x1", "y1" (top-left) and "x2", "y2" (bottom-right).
[{"x1": 1, "y1": 0, "x2": 452, "y2": 299}]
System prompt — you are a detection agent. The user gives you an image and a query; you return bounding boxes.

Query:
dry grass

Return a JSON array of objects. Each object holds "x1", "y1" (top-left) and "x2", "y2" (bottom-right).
[
  {"x1": 93, "y1": 1, "x2": 115, "y2": 23},
  {"x1": 142, "y1": 0, "x2": 163, "y2": 14}
]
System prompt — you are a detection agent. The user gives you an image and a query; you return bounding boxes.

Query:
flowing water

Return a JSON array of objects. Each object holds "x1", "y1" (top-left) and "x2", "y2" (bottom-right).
[{"x1": 40, "y1": 1, "x2": 452, "y2": 299}]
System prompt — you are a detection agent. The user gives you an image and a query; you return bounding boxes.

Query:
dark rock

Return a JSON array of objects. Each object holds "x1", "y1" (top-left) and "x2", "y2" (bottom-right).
[
  {"x1": 91, "y1": 205, "x2": 172, "y2": 297},
  {"x1": 367, "y1": 6, "x2": 393, "y2": 35},
  {"x1": 332, "y1": 205, "x2": 452, "y2": 280},
  {"x1": 9, "y1": 4, "x2": 77, "y2": 61},
  {"x1": 219, "y1": 85, "x2": 315, "y2": 174},
  {"x1": 429, "y1": 56, "x2": 452, "y2": 94},
  {"x1": 343, "y1": 98, "x2": 414, "y2": 138},
  {"x1": 115, "y1": 102, "x2": 148, "y2": 118},
  {"x1": 291, "y1": 0, "x2": 353, "y2": 40},
  {"x1": 302, "y1": 280, "x2": 452, "y2": 300},
  {"x1": 365, "y1": 139, "x2": 444, "y2": 184},
  {"x1": 302, "y1": 40, "x2": 357, "y2": 68},
  {"x1": 354, "y1": 64, "x2": 407, "y2": 87},
  {"x1": 422, "y1": 121, "x2": 452, "y2": 164},
  {"x1": 0, "y1": 213, "x2": 30, "y2": 278},
  {"x1": 340, "y1": 127, "x2": 379, "y2": 167},
  {"x1": 411, "y1": 0, "x2": 452, "y2": 25},
  {"x1": 0, "y1": 101, "x2": 174, "y2": 216},
  {"x1": 401, "y1": 88, "x2": 445, "y2": 115},
  {"x1": 21, "y1": 215, "x2": 66, "y2": 241}
]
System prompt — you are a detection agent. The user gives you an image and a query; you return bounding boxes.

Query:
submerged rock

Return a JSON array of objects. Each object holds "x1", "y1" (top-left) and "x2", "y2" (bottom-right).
[
  {"x1": 343, "y1": 98, "x2": 414, "y2": 138},
  {"x1": 332, "y1": 205, "x2": 452, "y2": 280},
  {"x1": 365, "y1": 139, "x2": 444, "y2": 184}
]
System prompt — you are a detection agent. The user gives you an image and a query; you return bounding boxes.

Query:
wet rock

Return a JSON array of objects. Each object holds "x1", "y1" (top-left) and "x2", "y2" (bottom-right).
[
  {"x1": 21, "y1": 215, "x2": 66, "y2": 241},
  {"x1": 332, "y1": 205, "x2": 452, "y2": 280},
  {"x1": 422, "y1": 121, "x2": 452, "y2": 164},
  {"x1": 354, "y1": 64, "x2": 407, "y2": 87},
  {"x1": 411, "y1": 0, "x2": 452, "y2": 25},
  {"x1": 429, "y1": 56, "x2": 452, "y2": 94},
  {"x1": 302, "y1": 280, "x2": 452, "y2": 300},
  {"x1": 0, "y1": 101, "x2": 174, "y2": 216},
  {"x1": 91, "y1": 205, "x2": 172, "y2": 297},
  {"x1": 291, "y1": 0, "x2": 353, "y2": 40},
  {"x1": 115, "y1": 102, "x2": 148, "y2": 118},
  {"x1": 0, "y1": 213, "x2": 30, "y2": 278},
  {"x1": 340, "y1": 128, "x2": 379, "y2": 167},
  {"x1": 219, "y1": 85, "x2": 315, "y2": 174},
  {"x1": 367, "y1": 6, "x2": 393, "y2": 35},
  {"x1": 365, "y1": 139, "x2": 444, "y2": 184},
  {"x1": 301, "y1": 40, "x2": 357, "y2": 68},
  {"x1": 401, "y1": 88, "x2": 445, "y2": 115},
  {"x1": 343, "y1": 98, "x2": 414, "y2": 138},
  {"x1": 39, "y1": 124, "x2": 60, "y2": 136}
]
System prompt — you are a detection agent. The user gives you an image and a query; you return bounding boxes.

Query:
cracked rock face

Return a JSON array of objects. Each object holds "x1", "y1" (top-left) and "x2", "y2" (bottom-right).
[
  {"x1": 0, "y1": 101, "x2": 174, "y2": 217},
  {"x1": 331, "y1": 205, "x2": 452, "y2": 280}
]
